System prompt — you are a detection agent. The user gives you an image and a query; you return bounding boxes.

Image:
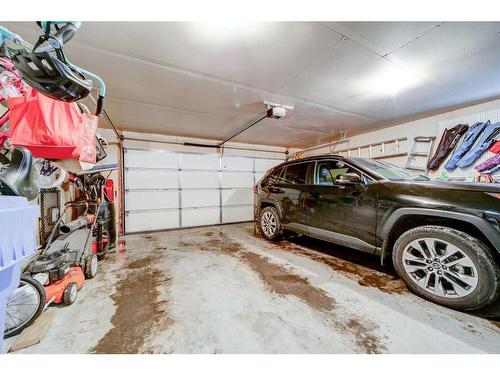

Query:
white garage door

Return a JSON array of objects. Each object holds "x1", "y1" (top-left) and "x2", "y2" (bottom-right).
[{"x1": 124, "y1": 148, "x2": 283, "y2": 233}]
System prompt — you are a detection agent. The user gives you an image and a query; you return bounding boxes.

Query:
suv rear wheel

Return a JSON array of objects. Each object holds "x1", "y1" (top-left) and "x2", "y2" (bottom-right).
[
  {"x1": 259, "y1": 206, "x2": 282, "y2": 241},
  {"x1": 393, "y1": 225, "x2": 499, "y2": 311}
]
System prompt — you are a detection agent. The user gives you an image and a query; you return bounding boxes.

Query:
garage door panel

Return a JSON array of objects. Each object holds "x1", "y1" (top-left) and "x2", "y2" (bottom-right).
[
  {"x1": 126, "y1": 190, "x2": 178, "y2": 211},
  {"x1": 255, "y1": 158, "x2": 282, "y2": 172},
  {"x1": 222, "y1": 156, "x2": 253, "y2": 171},
  {"x1": 126, "y1": 169, "x2": 178, "y2": 189},
  {"x1": 222, "y1": 205, "x2": 254, "y2": 223},
  {"x1": 180, "y1": 171, "x2": 219, "y2": 188},
  {"x1": 182, "y1": 207, "x2": 220, "y2": 227},
  {"x1": 125, "y1": 149, "x2": 179, "y2": 168},
  {"x1": 125, "y1": 148, "x2": 276, "y2": 233},
  {"x1": 180, "y1": 153, "x2": 219, "y2": 170},
  {"x1": 126, "y1": 210, "x2": 179, "y2": 232},
  {"x1": 221, "y1": 172, "x2": 254, "y2": 188},
  {"x1": 222, "y1": 189, "x2": 253, "y2": 206},
  {"x1": 182, "y1": 190, "x2": 219, "y2": 208},
  {"x1": 254, "y1": 171, "x2": 266, "y2": 182}
]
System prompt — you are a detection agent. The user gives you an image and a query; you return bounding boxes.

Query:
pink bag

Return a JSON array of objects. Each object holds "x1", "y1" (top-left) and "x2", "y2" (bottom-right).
[{"x1": 0, "y1": 131, "x2": 7, "y2": 147}]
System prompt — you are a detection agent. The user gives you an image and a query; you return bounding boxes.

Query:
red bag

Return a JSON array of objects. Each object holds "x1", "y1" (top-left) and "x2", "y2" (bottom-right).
[
  {"x1": 490, "y1": 140, "x2": 500, "y2": 154},
  {"x1": 7, "y1": 88, "x2": 97, "y2": 163},
  {"x1": 0, "y1": 131, "x2": 7, "y2": 147}
]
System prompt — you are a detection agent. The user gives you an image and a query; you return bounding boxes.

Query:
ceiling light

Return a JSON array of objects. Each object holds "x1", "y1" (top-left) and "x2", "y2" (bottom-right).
[
  {"x1": 191, "y1": 21, "x2": 257, "y2": 37},
  {"x1": 364, "y1": 65, "x2": 421, "y2": 96}
]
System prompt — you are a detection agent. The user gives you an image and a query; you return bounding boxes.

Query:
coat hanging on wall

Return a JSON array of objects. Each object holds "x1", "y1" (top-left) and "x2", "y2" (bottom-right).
[{"x1": 427, "y1": 123, "x2": 469, "y2": 171}]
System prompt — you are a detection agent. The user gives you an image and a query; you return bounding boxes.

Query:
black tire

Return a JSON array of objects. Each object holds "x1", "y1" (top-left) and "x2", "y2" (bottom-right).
[
  {"x1": 392, "y1": 225, "x2": 500, "y2": 311},
  {"x1": 107, "y1": 202, "x2": 117, "y2": 249},
  {"x1": 259, "y1": 206, "x2": 283, "y2": 241},
  {"x1": 96, "y1": 225, "x2": 110, "y2": 261},
  {"x1": 84, "y1": 253, "x2": 98, "y2": 279},
  {"x1": 99, "y1": 201, "x2": 117, "y2": 250},
  {"x1": 63, "y1": 282, "x2": 78, "y2": 305},
  {"x1": 4, "y1": 275, "x2": 46, "y2": 338}
]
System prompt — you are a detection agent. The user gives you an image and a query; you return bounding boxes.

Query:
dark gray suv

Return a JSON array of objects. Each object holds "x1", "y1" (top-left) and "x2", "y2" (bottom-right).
[{"x1": 254, "y1": 155, "x2": 500, "y2": 312}]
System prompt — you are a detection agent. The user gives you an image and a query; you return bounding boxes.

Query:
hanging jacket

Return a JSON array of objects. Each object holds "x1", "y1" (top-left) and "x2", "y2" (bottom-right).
[
  {"x1": 475, "y1": 153, "x2": 500, "y2": 173},
  {"x1": 456, "y1": 121, "x2": 500, "y2": 168},
  {"x1": 427, "y1": 123, "x2": 469, "y2": 171},
  {"x1": 490, "y1": 140, "x2": 500, "y2": 154},
  {"x1": 490, "y1": 164, "x2": 500, "y2": 174},
  {"x1": 444, "y1": 121, "x2": 488, "y2": 170}
]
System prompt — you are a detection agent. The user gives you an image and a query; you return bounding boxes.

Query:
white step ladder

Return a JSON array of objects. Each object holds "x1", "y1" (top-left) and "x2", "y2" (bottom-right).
[{"x1": 405, "y1": 136, "x2": 436, "y2": 172}]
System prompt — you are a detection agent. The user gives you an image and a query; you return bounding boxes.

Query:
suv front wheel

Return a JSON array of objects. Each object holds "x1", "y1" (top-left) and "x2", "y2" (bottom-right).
[{"x1": 393, "y1": 225, "x2": 499, "y2": 311}]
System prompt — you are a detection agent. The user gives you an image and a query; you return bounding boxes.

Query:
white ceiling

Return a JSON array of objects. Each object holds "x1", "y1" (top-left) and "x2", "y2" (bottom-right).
[{"x1": 4, "y1": 22, "x2": 500, "y2": 147}]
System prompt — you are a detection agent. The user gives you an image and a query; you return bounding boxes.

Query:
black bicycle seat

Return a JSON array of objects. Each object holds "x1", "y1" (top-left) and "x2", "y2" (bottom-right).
[{"x1": 0, "y1": 147, "x2": 39, "y2": 200}]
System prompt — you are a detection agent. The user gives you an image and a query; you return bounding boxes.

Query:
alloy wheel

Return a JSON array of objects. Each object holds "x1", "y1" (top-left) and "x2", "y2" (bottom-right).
[
  {"x1": 261, "y1": 211, "x2": 277, "y2": 237},
  {"x1": 402, "y1": 237, "x2": 479, "y2": 298}
]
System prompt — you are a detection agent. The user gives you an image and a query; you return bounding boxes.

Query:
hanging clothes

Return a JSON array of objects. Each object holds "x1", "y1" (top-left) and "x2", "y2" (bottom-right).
[
  {"x1": 444, "y1": 121, "x2": 488, "y2": 170},
  {"x1": 427, "y1": 123, "x2": 469, "y2": 171},
  {"x1": 475, "y1": 153, "x2": 500, "y2": 173},
  {"x1": 456, "y1": 121, "x2": 500, "y2": 168},
  {"x1": 490, "y1": 140, "x2": 500, "y2": 154},
  {"x1": 489, "y1": 165, "x2": 500, "y2": 174}
]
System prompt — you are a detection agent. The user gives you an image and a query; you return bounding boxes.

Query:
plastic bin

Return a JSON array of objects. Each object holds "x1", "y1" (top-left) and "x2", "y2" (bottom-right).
[{"x1": 0, "y1": 196, "x2": 39, "y2": 351}]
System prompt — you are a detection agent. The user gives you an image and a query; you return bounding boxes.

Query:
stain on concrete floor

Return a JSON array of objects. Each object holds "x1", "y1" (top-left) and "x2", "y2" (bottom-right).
[
  {"x1": 196, "y1": 230, "x2": 388, "y2": 353},
  {"x1": 91, "y1": 253, "x2": 172, "y2": 354},
  {"x1": 200, "y1": 231, "x2": 336, "y2": 312},
  {"x1": 342, "y1": 319, "x2": 386, "y2": 354},
  {"x1": 253, "y1": 228, "x2": 407, "y2": 295},
  {"x1": 241, "y1": 252, "x2": 336, "y2": 312},
  {"x1": 6, "y1": 223, "x2": 500, "y2": 354}
]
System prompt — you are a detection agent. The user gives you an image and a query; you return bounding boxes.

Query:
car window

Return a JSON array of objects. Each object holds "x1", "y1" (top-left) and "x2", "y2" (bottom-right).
[
  {"x1": 315, "y1": 160, "x2": 362, "y2": 185},
  {"x1": 267, "y1": 166, "x2": 285, "y2": 184},
  {"x1": 282, "y1": 163, "x2": 309, "y2": 184}
]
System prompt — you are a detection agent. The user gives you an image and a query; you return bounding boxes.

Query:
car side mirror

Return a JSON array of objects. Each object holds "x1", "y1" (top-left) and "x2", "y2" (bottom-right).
[{"x1": 335, "y1": 173, "x2": 362, "y2": 185}]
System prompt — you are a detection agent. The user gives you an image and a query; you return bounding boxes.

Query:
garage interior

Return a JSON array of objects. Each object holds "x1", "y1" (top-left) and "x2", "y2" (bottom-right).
[{"x1": 1, "y1": 20, "x2": 500, "y2": 354}]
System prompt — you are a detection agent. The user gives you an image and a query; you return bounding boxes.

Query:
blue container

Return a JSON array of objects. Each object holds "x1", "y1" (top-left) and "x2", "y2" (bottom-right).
[{"x1": 0, "y1": 196, "x2": 39, "y2": 351}]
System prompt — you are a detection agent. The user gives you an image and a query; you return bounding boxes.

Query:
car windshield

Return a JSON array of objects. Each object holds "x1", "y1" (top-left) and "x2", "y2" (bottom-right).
[{"x1": 350, "y1": 158, "x2": 430, "y2": 181}]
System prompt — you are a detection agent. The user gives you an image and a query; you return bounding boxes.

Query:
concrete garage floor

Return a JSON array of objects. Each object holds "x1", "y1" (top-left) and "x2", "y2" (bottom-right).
[{"x1": 5, "y1": 223, "x2": 500, "y2": 354}]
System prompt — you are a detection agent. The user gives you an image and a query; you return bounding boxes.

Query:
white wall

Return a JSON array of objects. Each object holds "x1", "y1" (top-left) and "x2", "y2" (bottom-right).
[{"x1": 299, "y1": 98, "x2": 500, "y2": 181}]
